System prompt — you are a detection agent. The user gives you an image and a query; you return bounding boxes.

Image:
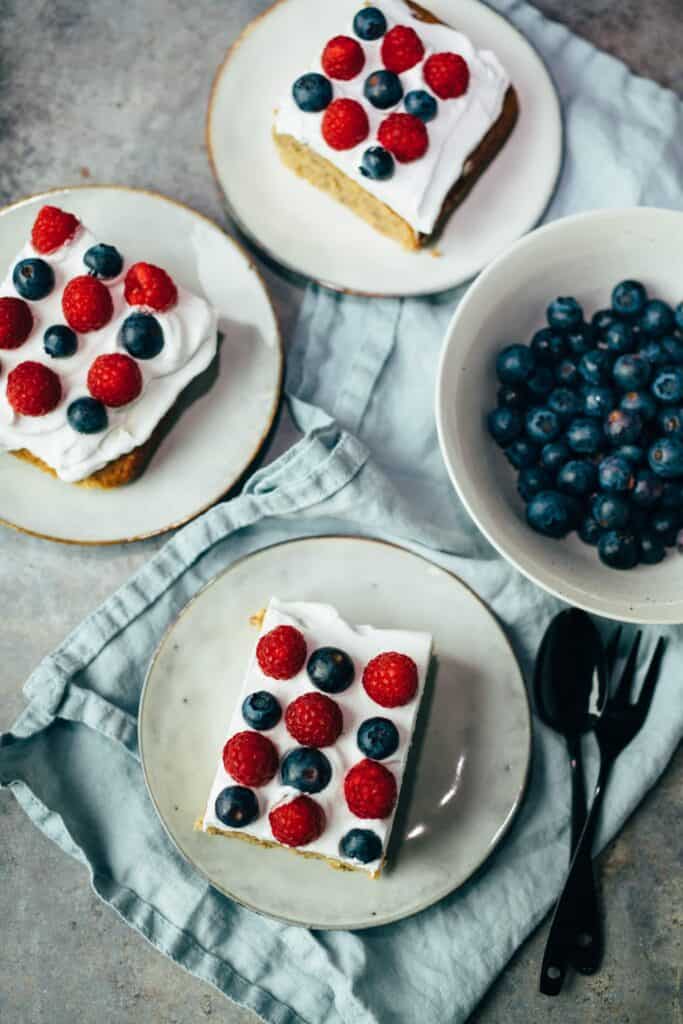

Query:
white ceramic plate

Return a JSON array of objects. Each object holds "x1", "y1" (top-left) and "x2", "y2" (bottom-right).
[
  {"x1": 139, "y1": 536, "x2": 531, "y2": 930},
  {"x1": 436, "y1": 207, "x2": 683, "y2": 624},
  {"x1": 206, "y1": 0, "x2": 562, "y2": 297},
  {"x1": 0, "y1": 186, "x2": 283, "y2": 544}
]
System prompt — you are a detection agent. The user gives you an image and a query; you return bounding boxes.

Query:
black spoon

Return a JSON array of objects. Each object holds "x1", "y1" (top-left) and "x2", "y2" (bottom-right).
[{"x1": 533, "y1": 608, "x2": 607, "y2": 977}]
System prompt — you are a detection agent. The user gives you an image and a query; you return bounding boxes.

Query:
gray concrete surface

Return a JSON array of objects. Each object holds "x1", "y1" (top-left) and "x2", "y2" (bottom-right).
[{"x1": 0, "y1": 1, "x2": 681, "y2": 1022}]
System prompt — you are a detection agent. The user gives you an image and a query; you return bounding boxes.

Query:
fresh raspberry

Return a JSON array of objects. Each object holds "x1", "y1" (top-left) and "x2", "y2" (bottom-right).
[
  {"x1": 87, "y1": 353, "x2": 142, "y2": 408},
  {"x1": 363, "y1": 651, "x2": 418, "y2": 707},
  {"x1": 322, "y1": 98, "x2": 369, "y2": 151},
  {"x1": 423, "y1": 52, "x2": 470, "y2": 99},
  {"x1": 0, "y1": 297, "x2": 33, "y2": 350},
  {"x1": 62, "y1": 275, "x2": 113, "y2": 332},
  {"x1": 377, "y1": 113, "x2": 428, "y2": 163},
  {"x1": 285, "y1": 692, "x2": 343, "y2": 747},
  {"x1": 30, "y1": 205, "x2": 80, "y2": 254},
  {"x1": 223, "y1": 730, "x2": 279, "y2": 787},
  {"x1": 256, "y1": 625, "x2": 307, "y2": 680},
  {"x1": 7, "y1": 361, "x2": 61, "y2": 417},
  {"x1": 321, "y1": 35, "x2": 365, "y2": 80},
  {"x1": 381, "y1": 25, "x2": 424, "y2": 73},
  {"x1": 269, "y1": 795, "x2": 325, "y2": 847},
  {"x1": 124, "y1": 262, "x2": 178, "y2": 312},
  {"x1": 344, "y1": 759, "x2": 397, "y2": 819}
]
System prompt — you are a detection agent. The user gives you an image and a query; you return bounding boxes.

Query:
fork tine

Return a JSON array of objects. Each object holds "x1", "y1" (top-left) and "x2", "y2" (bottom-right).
[
  {"x1": 612, "y1": 631, "x2": 642, "y2": 706},
  {"x1": 636, "y1": 637, "x2": 667, "y2": 717},
  {"x1": 605, "y1": 626, "x2": 623, "y2": 679}
]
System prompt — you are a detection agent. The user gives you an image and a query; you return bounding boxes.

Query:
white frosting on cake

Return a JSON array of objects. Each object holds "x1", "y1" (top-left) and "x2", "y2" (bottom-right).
[
  {"x1": 0, "y1": 222, "x2": 218, "y2": 482},
  {"x1": 274, "y1": 0, "x2": 509, "y2": 234},
  {"x1": 201, "y1": 598, "x2": 433, "y2": 875}
]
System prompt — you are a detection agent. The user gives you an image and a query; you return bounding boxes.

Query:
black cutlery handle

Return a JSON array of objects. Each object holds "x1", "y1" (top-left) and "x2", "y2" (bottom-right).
[{"x1": 566, "y1": 736, "x2": 603, "y2": 974}]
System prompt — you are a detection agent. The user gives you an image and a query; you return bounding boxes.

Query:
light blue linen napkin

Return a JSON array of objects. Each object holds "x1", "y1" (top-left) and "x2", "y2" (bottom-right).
[{"x1": 1, "y1": 4, "x2": 682, "y2": 1023}]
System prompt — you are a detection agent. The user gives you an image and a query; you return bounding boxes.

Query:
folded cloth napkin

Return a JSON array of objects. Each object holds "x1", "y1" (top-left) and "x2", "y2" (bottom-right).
[{"x1": 2, "y1": 3, "x2": 682, "y2": 1023}]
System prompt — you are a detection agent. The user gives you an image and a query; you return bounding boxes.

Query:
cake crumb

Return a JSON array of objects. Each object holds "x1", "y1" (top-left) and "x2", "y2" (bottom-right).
[
  {"x1": 430, "y1": 248, "x2": 443, "y2": 259},
  {"x1": 249, "y1": 608, "x2": 267, "y2": 627}
]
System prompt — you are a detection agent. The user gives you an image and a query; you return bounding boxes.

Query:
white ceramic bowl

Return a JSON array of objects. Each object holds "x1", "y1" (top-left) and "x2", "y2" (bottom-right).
[{"x1": 436, "y1": 207, "x2": 683, "y2": 624}]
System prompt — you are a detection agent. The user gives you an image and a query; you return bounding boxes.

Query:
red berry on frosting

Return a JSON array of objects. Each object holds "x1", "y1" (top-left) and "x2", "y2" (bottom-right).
[
  {"x1": 344, "y1": 759, "x2": 397, "y2": 819},
  {"x1": 31, "y1": 205, "x2": 79, "y2": 254},
  {"x1": 256, "y1": 625, "x2": 307, "y2": 680},
  {"x1": 285, "y1": 692, "x2": 343, "y2": 747},
  {"x1": 423, "y1": 52, "x2": 470, "y2": 99},
  {"x1": 322, "y1": 98, "x2": 370, "y2": 151},
  {"x1": 124, "y1": 262, "x2": 178, "y2": 312},
  {"x1": 381, "y1": 25, "x2": 424, "y2": 73},
  {"x1": 377, "y1": 113, "x2": 428, "y2": 163},
  {"x1": 0, "y1": 297, "x2": 33, "y2": 350},
  {"x1": 223, "y1": 730, "x2": 279, "y2": 787},
  {"x1": 362, "y1": 651, "x2": 418, "y2": 707},
  {"x1": 87, "y1": 353, "x2": 142, "y2": 408},
  {"x1": 7, "y1": 361, "x2": 61, "y2": 416},
  {"x1": 321, "y1": 34, "x2": 365, "y2": 80},
  {"x1": 269, "y1": 795, "x2": 325, "y2": 847},
  {"x1": 62, "y1": 275, "x2": 113, "y2": 332}
]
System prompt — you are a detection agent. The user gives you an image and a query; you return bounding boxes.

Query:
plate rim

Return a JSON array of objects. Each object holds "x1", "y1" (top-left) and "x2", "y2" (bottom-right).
[
  {"x1": 138, "y1": 533, "x2": 532, "y2": 930},
  {"x1": 435, "y1": 205, "x2": 683, "y2": 625},
  {"x1": 0, "y1": 183, "x2": 285, "y2": 546},
  {"x1": 205, "y1": 0, "x2": 563, "y2": 299}
]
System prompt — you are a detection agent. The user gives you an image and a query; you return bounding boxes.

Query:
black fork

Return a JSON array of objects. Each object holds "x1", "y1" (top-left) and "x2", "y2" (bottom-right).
[{"x1": 540, "y1": 629, "x2": 667, "y2": 995}]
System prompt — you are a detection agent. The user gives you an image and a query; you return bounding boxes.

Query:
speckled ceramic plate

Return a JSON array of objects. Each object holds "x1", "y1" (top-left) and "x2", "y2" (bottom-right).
[
  {"x1": 206, "y1": 0, "x2": 562, "y2": 297},
  {"x1": 0, "y1": 186, "x2": 283, "y2": 545},
  {"x1": 139, "y1": 536, "x2": 531, "y2": 930}
]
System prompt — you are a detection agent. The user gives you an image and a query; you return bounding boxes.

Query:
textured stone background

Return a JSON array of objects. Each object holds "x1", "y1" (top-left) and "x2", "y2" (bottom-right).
[{"x1": 1, "y1": 1, "x2": 681, "y2": 1023}]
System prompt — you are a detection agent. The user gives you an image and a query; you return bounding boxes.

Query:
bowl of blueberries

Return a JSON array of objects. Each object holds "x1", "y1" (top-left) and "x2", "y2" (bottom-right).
[{"x1": 435, "y1": 207, "x2": 683, "y2": 623}]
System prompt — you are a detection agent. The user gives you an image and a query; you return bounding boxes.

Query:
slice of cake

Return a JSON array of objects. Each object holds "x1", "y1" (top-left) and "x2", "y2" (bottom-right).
[
  {"x1": 197, "y1": 598, "x2": 433, "y2": 878},
  {"x1": 0, "y1": 204, "x2": 218, "y2": 487},
  {"x1": 273, "y1": 0, "x2": 518, "y2": 250}
]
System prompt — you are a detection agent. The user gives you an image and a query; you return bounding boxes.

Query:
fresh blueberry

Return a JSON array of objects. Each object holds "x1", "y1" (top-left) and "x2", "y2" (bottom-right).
[
  {"x1": 611, "y1": 279, "x2": 647, "y2": 319},
  {"x1": 404, "y1": 89, "x2": 438, "y2": 122},
  {"x1": 631, "y1": 468, "x2": 664, "y2": 508},
  {"x1": 598, "y1": 530, "x2": 639, "y2": 569},
  {"x1": 497, "y1": 383, "x2": 528, "y2": 409},
  {"x1": 579, "y1": 349, "x2": 612, "y2": 386},
  {"x1": 364, "y1": 69, "x2": 403, "y2": 109},
  {"x1": 591, "y1": 492, "x2": 630, "y2": 529},
  {"x1": 526, "y1": 491, "x2": 576, "y2": 538},
  {"x1": 547, "y1": 296, "x2": 583, "y2": 332},
  {"x1": 214, "y1": 785, "x2": 258, "y2": 828},
  {"x1": 548, "y1": 387, "x2": 581, "y2": 422},
  {"x1": 44, "y1": 324, "x2": 77, "y2": 358},
  {"x1": 280, "y1": 747, "x2": 332, "y2": 794},
  {"x1": 620, "y1": 390, "x2": 657, "y2": 421},
  {"x1": 612, "y1": 354, "x2": 650, "y2": 391},
  {"x1": 292, "y1": 72, "x2": 333, "y2": 112},
  {"x1": 555, "y1": 358, "x2": 579, "y2": 387},
  {"x1": 527, "y1": 367, "x2": 555, "y2": 400},
  {"x1": 566, "y1": 417, "x2": 603, "y2": 455},
  {"x1": 67, "y1": 396, "x2": 108, "y2": 434},
  {"x1": 578, "y1": 516, "x2": 602, "y2": 546},
  {"x1": 676, "y1": 303, "x2": 683, "y2": 331},
  {"x1": 83, "y1": 243, "x2": 123, "y2": 279},
  {"x1": 660, "y1": 481, "x2": 683, "y2": 508},
  {"x1": 639, "y1": 339, "x2": 667, "y2": 366},
  {"x1": 557, "y1": 459, "x2": 597, "y2": 496},
  {"x1": 525, "y1": 407, "x2": 561, "y2": 444},
  {"x1": 604, "y1": 409, "x2": 643, "y2": 446},
  {"x1": 517, "y1": 465, "x2": 552, "y2": 501},
  {"x1": 120, "y1": 312, "x2": 164, "y2": 359},
  {"x1": 651, "y1": 366, "x2": 683, "y2": 404},
  {"x1": 640, "y1": 299, "x2": 675, "y2": 336},
  {"x1": 12, "y1": 258, "x2": 54, "y2": 300},
  {"x1": 487, "y1": 407, "x2": 522, "y2": 445},
  {"x1": 496, "y1": 344, "x2": 535, "y2": 383},
  {"x1": 540, "y1": 440, "x2": 571, "y2": 473},
  {"x1": 598, "y1": 454, "x2": 634, "y2": 493},
  {"x1": 662, "y1": 336, "x2": 683, "y2": 364},
  {"x1": 615, "y1": 444, "x2": 645, "y2": 465},
  {"x1": 650, "y1": 509, "x2": 681, "y2": 542},
  {"x1": 357, "y1": 717, "x2": 399, "y2": 760},
  {"x1": 531, "y1": 328, "x2": 564, "y2": 364},
  {"x1": 566, "y1": 325, "x2": 594, "y2": 357},
  {"x1": 592, "y1": 308, "x2": 618, "y2": 336},
  {"x1": 583, "y1": 386, "x2": 615, "y2": 418},
  {"x1": 307, "y1": 646, "x2": 354, "y2": 693},
  {"x1": 353, "y1": 6, "x2": 387, "y2": 39},
  {"x1": 605, "y1": 321, "x2": 635, "y2": 354},
  {"x1": 505, "y1": 439, "x2": 539, "y2": 469},
  {"x1": 657, "y1": 408, "x2": 683, "y2": 437},
  {"x1": 242, "y1": 690, "x2": 282, "y2": 730},
  {"x1": 648, "y1": 437, "x2": 683, "y2": 478},
  {"x1": 639, "y1": 532, "x2": 666, "y2": 564},
  {"x1": 360, "y1": 146, "x2": 395, "y2": 180},
  {"x1": 339, "y1": 828, "x2": 383, "y2": 864},
  {"x1": 629, "y1": 504, "x2": 651, "y2": 531}
]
